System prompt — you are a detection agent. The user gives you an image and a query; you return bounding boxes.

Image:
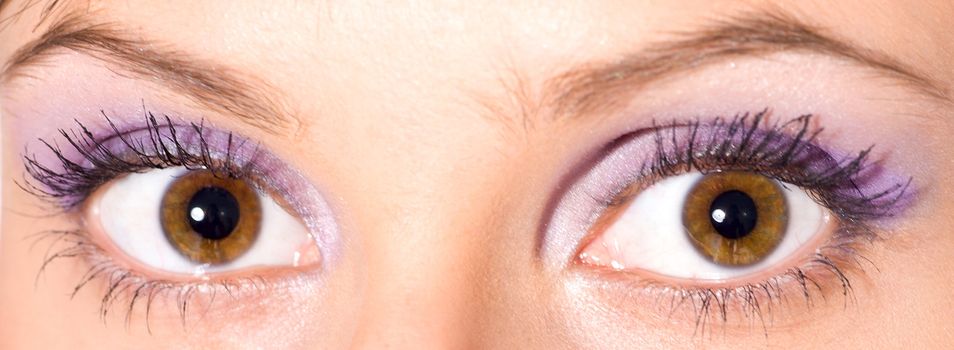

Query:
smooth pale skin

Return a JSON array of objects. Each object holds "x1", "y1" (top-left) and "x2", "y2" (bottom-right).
[{"x1": 2, "y1": 1, "x2": 954, "y2": 349}]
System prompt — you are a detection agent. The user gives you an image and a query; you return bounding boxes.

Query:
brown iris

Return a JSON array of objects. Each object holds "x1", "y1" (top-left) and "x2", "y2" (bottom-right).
[
  {"x1": 160, "y1": 170, "x2": 262, "y2": 264},
  {"x1": 682, "y1": 171, "x2": 787, "y2": 265}
]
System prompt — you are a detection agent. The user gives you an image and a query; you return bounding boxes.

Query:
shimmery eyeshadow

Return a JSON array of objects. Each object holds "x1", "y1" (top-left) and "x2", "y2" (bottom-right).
[
  {"x1": 540, "y1": 112, "x2": 913, "y2": 266},
  {"x1": 21, "y1": 114, "x2": 342, "y2": 264}
]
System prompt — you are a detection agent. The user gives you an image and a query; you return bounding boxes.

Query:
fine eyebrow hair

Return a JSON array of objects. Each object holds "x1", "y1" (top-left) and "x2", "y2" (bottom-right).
[
  {"x1": 546, "y1": 10, "x2": 951, "y2": 120},
  {"x1": 0, "y1": 12, "x2": 296, "y2": 134}
]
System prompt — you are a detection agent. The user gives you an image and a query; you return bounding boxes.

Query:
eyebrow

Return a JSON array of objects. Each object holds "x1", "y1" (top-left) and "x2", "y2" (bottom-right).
[
  {"x1": 546, "y1": 10, "x2": 951, "y2": 120},
  {"x1": 1, "y1": 6, "x2": 947, "y2": 133},
  {"x1": 0, "y1": 12, "x2": 296, "y2": 133}
]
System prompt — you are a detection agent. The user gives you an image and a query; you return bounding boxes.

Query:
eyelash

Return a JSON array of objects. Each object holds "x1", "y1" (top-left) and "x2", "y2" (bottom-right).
[
  {"x1": 632, "y1": 110, "x2": 910, "y2": 221},
  {"x1": 22, "y1": 109, "x2": 911, "y2": 334},
  {"x1": 577, "y1": 109, "x2": 910, "y2": 335},
  {"x1": 23, "y1": 113, "x2": 290, "y2": 328},
  {"x1": 31, "y1": 229, "x2": 285, "y2": 330},
  {"x1": 21, "y1": 114, "x2": 253, "y2": 209}
]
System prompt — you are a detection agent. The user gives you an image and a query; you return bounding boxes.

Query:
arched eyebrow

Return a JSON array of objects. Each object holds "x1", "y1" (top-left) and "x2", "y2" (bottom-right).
[
  {"x1": 545, "y1": 10, "x2": 951, "y2": 120},
  {"x1": 0, "y1": 12, "x2": 298, "y2": 134}
]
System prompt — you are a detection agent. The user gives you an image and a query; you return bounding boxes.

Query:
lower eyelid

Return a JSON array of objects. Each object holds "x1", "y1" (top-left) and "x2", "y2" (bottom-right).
[
  {"x1": 30, "y1": 223, "x2": 324, "y2": 327},
  {"x1": 565, "y1": 225, "x2": 876, "y2": 332}
]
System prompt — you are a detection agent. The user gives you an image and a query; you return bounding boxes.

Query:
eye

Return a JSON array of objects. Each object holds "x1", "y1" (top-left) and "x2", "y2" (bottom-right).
[
  {"x1": 577, "y1": 171, "x2": 832, "y2": 280},
  {"x1": 542, "y1": 112, "x2": 911, "y2": 301},
  {"x1": 86, "y1": 166, "x2": 319, "y2": 276}
]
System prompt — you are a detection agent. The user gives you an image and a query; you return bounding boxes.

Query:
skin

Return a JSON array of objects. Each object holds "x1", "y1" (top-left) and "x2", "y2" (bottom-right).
[{"x1": 2, "y1": 1, "x2": 954, "y2": 349}]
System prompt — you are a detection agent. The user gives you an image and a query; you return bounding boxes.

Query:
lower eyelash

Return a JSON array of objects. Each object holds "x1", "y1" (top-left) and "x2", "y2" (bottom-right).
[
  {"x1": 584, "y1": 235, "x2": 872, "y2": 337},
  {"x1": 29, "y1": 227, "x2": 301, "y2": 331},
  {"x1": 663, "y1": 237, "x2": 866, "y2": 337}
]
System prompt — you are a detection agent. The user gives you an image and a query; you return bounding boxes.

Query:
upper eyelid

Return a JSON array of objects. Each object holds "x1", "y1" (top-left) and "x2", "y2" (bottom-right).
[
  {"x1": 22, "y1": 114, "x2": 343, "y2": 261},
  {"x1": 539, "y1": 112, "x2": 913, "y2": 266},
  {"x1": 623, "y1": 114, "x2": 911, "y2": 213},
  {"x1": 21, "y1": 115, "x2": 263, "y2": 208}
]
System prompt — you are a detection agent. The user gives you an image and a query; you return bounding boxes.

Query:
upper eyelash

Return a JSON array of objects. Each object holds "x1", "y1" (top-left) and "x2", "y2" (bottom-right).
[
  {"x1": 582, "y1": 109, "x2": 912, "y2": 336},
  {"x1": 20, "y1": 112, "x2": 257, "y2": 210},
  {"x1": 610, "y1": 109, "x2": 911, "y2": 225}
]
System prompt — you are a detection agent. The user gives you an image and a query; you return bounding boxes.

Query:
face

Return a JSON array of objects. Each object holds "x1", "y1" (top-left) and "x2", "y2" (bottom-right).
[{"x1": 1, "y1": 1, "x2": 953, "y2": 348}]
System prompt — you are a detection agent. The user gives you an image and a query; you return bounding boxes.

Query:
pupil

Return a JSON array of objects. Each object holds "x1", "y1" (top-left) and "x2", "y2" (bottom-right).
[
  {"x1": 186, "y1": 186, "x2": 241, "y2": 240},
  {"x1": 708, "y1": 190, "x2": 758, "y2": 239}
]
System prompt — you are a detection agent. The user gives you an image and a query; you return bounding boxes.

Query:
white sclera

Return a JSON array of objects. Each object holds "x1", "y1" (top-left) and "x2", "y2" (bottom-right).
[
  {"x1": 91, "y1": 167, "x2": 312, "y2": 276},
  {"x1": 589, "y1": 172, "x2": 829, "y2": 280}
]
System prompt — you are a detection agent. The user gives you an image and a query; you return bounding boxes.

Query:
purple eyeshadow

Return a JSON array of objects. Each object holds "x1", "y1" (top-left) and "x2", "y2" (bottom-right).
[
  {"x1": 540, "y1": 112, "x2": 914, "y2": 266},
  {"x1": 21, "y1": 114, "x2": 342, "y2": 264}
]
